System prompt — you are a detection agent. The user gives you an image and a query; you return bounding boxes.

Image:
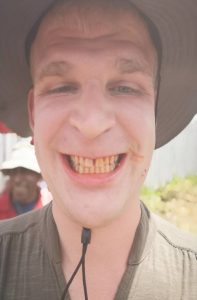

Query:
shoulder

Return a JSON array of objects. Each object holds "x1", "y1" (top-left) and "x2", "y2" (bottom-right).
[
  {"x1": 150, "y1": 213, "x2": 197, "y2": 295},
  {"x1": 152, "y1": 212, "x2": 197, "y2": 254},
  {"x1": 129, "y1": 207, "x2": 197, "y2": 299},
  {"x1": 0, "y1": 203, "x2": 51, "y2": 238}
]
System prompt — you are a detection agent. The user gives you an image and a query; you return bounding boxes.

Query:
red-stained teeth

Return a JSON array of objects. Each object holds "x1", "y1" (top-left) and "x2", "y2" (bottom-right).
[{"x1": 68, "y1": 155, "x2": 121, "y2": 174}]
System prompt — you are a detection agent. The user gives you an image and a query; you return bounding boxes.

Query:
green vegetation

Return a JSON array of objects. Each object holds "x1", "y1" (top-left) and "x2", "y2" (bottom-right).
[{"x1": 141, "y1": 176, "x2": 197, "y2": 234}]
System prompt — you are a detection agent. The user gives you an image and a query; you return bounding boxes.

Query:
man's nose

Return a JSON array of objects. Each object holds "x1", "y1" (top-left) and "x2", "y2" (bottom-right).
[{"x1": 69, "y1": 86, "x2": 116, "y2": 140}]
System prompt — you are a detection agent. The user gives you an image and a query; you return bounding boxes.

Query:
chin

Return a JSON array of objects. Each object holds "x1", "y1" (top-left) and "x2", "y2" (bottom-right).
[
  {"x1": 63, "y1": 195, "x2": 125, "y2": 229},
  {"x1": 69, "y1": 209, "x2": 118, "y2": 229}
]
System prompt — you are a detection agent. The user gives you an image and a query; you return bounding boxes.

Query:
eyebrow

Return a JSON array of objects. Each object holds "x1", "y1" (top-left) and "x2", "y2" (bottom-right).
[
  {"x1": 35, "y1": 61, "x2": 72, "y2": 82},
  {"x1": 34, "y1": 56, "x2": 154, "y2": 83},
  {"x1": 116, "y1": 57, "x2": 154, "y2": 77}
]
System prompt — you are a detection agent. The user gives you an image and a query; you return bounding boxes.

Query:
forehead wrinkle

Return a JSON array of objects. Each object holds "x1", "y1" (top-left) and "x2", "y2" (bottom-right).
[
  {"x1": 34, "y1": 61, "x2": 72, "y2": 83},
  {"x1": 39, "y1": 0, "x2": 143, "y2": 40},
  {"x1": 42, "y1": 4, "x2": 110, "y2": 39}
]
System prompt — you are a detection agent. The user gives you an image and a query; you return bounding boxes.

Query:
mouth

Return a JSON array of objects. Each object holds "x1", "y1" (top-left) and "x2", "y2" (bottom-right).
[{"x1": 63, "y1": 153, "x2": 125, "y2": 174}]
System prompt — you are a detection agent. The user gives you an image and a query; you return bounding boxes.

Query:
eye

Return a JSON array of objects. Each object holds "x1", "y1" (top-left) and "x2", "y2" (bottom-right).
[
  {"x1": 108, "y1": 84, "x2": 140, "y2": 96},
  {"x1": 47, "y1": 84, "x2": 78, "y2": 95}
]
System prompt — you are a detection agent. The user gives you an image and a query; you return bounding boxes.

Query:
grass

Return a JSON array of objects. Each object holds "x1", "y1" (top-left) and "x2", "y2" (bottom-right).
[{"x1": 140, "y1": 176, "x2": 197, "y2": 234}]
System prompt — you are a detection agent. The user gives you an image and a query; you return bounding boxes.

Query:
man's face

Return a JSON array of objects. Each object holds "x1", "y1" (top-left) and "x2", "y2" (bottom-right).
[
  {"x1": 8, "y1": 168, "x2": 40, "y2": 204},
  {"x1": 28, "y1": 5, "x2": 157, "y2": 228}
]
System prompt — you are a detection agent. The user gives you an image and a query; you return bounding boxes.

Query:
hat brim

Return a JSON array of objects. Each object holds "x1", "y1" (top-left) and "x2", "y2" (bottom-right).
[
  {"x1": 0, "y1": 0, "x2": 197, "y2": 148},
  {"x1": 1, "y1": 162, "x2": 40, "y2": 175}
]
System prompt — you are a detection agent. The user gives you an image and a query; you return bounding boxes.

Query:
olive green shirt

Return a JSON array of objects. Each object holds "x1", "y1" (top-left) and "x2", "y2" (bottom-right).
[{"x1": 0, "y1": 202, "x2": 196, "y2": 299}]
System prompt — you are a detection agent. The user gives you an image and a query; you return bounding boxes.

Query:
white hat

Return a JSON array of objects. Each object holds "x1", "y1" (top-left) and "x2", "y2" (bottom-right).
[{"x1": 1, "y1": 138, "x2": 40, "y2": 174}]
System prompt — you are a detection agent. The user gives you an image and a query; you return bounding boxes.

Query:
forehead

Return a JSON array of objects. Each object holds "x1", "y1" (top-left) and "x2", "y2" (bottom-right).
[
  {"x1": 35, "y1": 1, "x2": 151, "y2": 45},
  {"x1": 30, "y1": 1, "x2": 156, "y2": 77}
]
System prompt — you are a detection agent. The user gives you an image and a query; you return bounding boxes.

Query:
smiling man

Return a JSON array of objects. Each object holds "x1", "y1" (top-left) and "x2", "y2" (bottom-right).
[
  {"x1": 29, "y1": 1, "x2": 156, "y2": 231},
  {"x1": 0, "y1": 0, "x2": 197, "y2": 299}
]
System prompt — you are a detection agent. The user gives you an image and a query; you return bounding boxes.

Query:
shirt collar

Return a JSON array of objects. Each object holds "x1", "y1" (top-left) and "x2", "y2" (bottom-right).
[
  {"x1": 127, "y1": 202, "x2": 156, "y2": 265},
  {"x1": 42, "y1": 201, "x2": 156, "y2": 265}
]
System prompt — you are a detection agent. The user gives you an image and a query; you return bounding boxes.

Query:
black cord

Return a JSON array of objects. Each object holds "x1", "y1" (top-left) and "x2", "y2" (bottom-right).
[
  {"x1": 61, "y1": 254, "x2": 84, "y2": 300},
  {"x1": 61, "y1": 228, "x2": 91, "y2": 300},
  {"x1": 82, "y1": 247, "x2": 88, "y2": 300},
  {"x1": 81, "y1": 228, "x2": 91, "y2": 300}
]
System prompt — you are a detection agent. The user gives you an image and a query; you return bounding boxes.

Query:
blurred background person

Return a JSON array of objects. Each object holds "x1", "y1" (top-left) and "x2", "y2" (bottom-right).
[{"x1": 0, "y1": 138, "x2": 51, "y2": 220}]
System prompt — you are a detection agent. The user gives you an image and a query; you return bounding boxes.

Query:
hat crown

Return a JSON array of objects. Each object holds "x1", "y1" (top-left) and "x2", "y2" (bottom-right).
[{"x1": 1, "y1": 138, "x2": 40, "y2": 174}]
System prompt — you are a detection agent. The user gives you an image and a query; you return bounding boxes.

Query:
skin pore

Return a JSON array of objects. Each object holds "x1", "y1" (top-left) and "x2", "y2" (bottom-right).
[{"x1": 28, "y1": 1, "x2": 157, "y2": 299}]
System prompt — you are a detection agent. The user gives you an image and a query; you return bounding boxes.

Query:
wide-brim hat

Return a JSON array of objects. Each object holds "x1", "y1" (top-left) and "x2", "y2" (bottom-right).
[
  {"x1": 0, "y1": 0, "x2": 196, "y2": 148},
  {"x1": 0, "y1": 138, "x2": 41, "y2": 174}
]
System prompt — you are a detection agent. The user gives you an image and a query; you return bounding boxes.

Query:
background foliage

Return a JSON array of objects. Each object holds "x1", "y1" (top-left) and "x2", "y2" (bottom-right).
[{"x1": 141, "y1": 176, "x2": 197, "y2": 234}]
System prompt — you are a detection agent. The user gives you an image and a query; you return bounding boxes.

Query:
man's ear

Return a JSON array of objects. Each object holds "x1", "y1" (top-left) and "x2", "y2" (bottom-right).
[{"x1": 27, "y1": 89, "x2": 35, "y2": 131}]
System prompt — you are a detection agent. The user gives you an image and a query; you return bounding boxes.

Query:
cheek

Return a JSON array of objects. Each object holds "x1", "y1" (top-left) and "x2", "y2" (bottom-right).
[
  {"x1": 33, "y1": 97, "x2": 70, "y2": 141},
  {"x1": 117, "y1": 101, "x2": 156, "y2": 149}
]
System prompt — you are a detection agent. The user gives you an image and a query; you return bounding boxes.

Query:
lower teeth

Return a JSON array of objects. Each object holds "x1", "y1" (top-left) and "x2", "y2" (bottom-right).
[{"x1": 72, "y1": 164, "x2": 117, "y2": 174}]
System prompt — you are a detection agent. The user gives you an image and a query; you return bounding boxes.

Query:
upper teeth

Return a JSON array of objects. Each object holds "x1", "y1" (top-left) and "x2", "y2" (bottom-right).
[{"x1": 69, "y1": 155, "x2": 119, "y2": 174}]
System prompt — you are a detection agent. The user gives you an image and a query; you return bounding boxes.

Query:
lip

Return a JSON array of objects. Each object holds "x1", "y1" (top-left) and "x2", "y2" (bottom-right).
[{"x1": 60, "y1": 153, "x2": 127, "y2": 186}]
